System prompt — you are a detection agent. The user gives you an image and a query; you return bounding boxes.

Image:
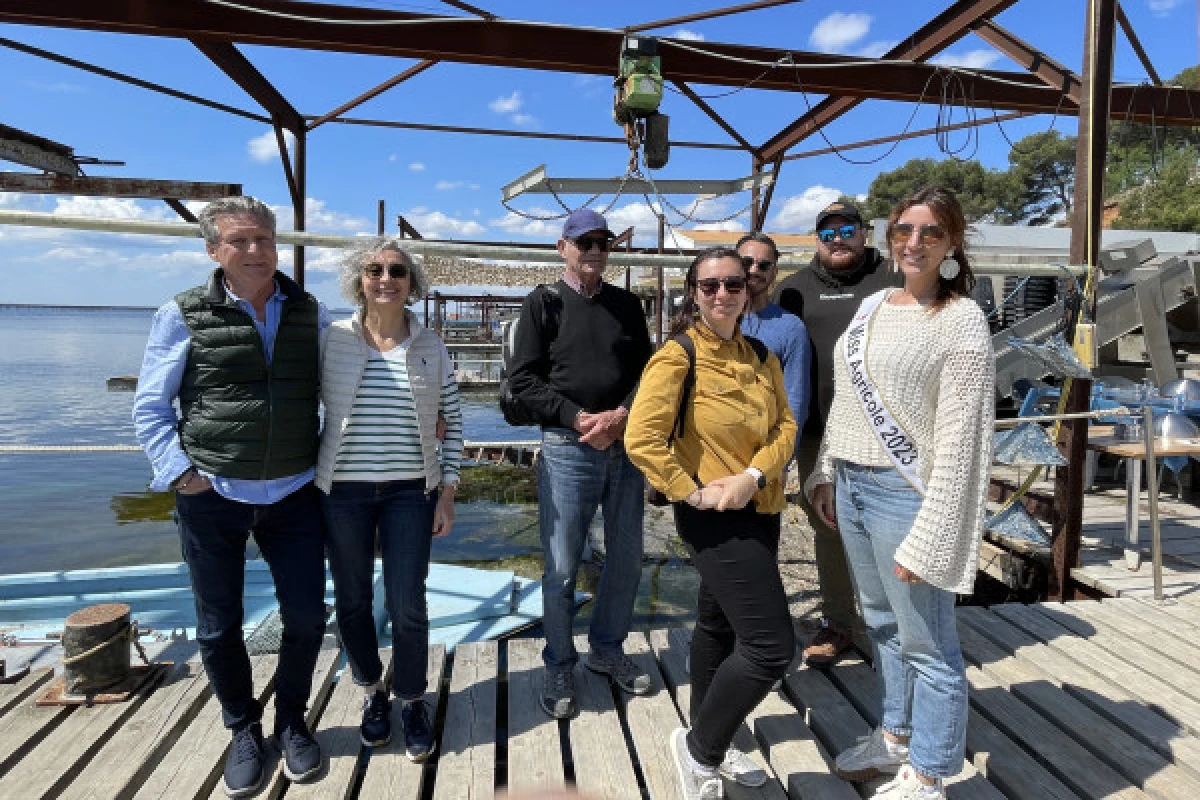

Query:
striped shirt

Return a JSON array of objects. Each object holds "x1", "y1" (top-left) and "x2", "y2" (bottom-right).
[{"x1": 332, "y1": 341, "x2": 464, "y2": 483}]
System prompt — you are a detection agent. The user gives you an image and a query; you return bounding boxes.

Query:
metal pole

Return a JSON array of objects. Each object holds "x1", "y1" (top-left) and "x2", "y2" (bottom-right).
[
  {"x1": 656, "y1": 213, "x2": 665, "y2": 347},
  {"x1": 377, "y1": 199, "x2": 385, "y2": 235},
  {"x1": 294, "y1": 128, "x2": 307, "y2": 287},
  {"x1": 1143, "y1": 403, "x2": 1164, "y2": 601}
]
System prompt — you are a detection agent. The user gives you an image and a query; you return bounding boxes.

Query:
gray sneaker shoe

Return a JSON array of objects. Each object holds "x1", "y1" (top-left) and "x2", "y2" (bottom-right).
[
  {"x1": 670, "y1": 727, "x2": 723, "y2": 800},
  {"x1": 834, "y1": 727, "x2": 909, "y2": 782},
  {"x1": 540, "y1": 667, "x2": 577, "y2": 719},
  {"x1": 586, "y1": 650, "x2": 653, "y2": 695},
  {"x1": 719, "y1": 746, "x2": 767, "y2": 787}
]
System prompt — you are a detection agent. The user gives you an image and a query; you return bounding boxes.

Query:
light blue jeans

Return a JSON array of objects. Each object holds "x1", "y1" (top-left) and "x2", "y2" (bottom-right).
[
  {"x1": 834, "y1": 460, "x2": 968, "y2": 779},
  {"x1": 538, "y1": 426, "x2": 644, "y2": 670}
]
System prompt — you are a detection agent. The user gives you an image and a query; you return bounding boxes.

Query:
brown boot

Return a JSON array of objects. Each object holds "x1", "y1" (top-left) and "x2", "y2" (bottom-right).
[{"x1": 802, "y1": 623, "x2": 854, "y2": 668}]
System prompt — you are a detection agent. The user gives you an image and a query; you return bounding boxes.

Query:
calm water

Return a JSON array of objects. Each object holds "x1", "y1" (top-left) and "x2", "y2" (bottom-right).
[{"x1": 0, "y1": 307, "x2": 696, "y2": 628}]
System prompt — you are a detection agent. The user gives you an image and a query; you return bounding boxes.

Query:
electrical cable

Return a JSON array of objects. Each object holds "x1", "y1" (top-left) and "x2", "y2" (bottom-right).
[{"x1": 203, "y1": 0, "x2": 473, "y2": 25}]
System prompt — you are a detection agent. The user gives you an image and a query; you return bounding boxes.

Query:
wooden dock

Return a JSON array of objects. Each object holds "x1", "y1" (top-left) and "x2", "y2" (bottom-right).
[{"x1": 4, "y1": 599, "x2": 1200, "y2": 800}]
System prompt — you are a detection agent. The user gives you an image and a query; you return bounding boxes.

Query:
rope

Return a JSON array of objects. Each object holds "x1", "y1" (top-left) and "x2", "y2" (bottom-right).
[{"x1": 60, "y1": 621, "x2": 151, "y2": 667}]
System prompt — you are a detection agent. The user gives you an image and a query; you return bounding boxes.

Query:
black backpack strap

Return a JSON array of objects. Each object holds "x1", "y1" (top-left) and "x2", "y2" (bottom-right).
[
  {"x1": 744, "y1": 334, "x2": 769, "y2": 365},
  {"x1": 668, "y1": 332, "x2": 696, "y2": 443},
  {"x1": 539, "y1": 283, "x2": 563, "y2": 342}
]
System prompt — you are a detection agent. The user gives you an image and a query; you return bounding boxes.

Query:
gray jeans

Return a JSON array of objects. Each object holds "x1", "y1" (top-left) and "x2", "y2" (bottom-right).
[{"x1": 795, "y1": 434, "x2": 860, "y2": 635}]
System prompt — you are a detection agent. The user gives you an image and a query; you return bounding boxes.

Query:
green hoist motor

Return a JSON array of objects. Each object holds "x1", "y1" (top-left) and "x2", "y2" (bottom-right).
[{"x1": 613, "y1": 36, "x2": 670, "y2": 170}]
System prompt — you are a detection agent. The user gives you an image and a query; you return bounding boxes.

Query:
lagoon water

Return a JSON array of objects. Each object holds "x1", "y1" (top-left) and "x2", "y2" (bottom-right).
[{"x1": 0, "y1": 306, "x2": 696, "y2": 628}]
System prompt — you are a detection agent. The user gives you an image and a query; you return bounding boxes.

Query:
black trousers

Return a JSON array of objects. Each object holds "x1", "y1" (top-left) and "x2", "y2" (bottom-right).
[{"x1": 674, "y1": 502, "x2": 795, "y2": 766}]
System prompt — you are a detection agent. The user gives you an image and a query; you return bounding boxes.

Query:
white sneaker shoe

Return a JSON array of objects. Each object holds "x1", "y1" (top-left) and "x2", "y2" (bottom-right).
[
  {"x1": 670, "y1": 728, "x2": 723, "y2": 800},
  {"x1": 872, "y1": 765, "x2": 945, "y2": 799},
  {"x1": 718, "y1": 746, "x2": 767, "y2": 787},
  {"x1": 834, "y1": 727, "x2": 909, "y2": 782}
]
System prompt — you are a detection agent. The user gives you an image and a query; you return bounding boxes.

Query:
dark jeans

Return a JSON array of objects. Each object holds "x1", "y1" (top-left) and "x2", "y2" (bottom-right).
[
  {"x1": 322, "y1": 479, "x2": 438, "y2": 700},
  {"x1": 175, "y1": 482, "x2": 327, "y2": 731},
  {"x1": 674, "y1": 502, "x2": 794, "y2": 767}
]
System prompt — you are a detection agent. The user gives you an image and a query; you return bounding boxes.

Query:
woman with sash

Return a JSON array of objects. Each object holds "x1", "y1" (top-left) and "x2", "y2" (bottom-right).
[
  {"x1": 627, "y1": 246, "x2": 796, "y2": 800},
  {"x1": 804, "y1": 187, "x2": 994, "y2": 800}
]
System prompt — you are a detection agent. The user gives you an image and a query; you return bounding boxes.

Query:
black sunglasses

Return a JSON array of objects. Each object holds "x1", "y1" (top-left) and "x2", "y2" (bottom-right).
[
  {"x1": 816, "y1": 224, "x2": 859, "y2": 243},
  {"x1": 363, "y1": 263, "x2": 409, "y2": 280},
  {"x1": 696, "y1": 276, "x2": 747, "y2": 296},
  {"x1": 571, "y1": 236, "x2": 612, "y2": 253},
  {"x1": 889, "y1": 223, "x2": 947, "y2": 246},
  {"x1": 739, "y1": 255, "x2": 775, "y2": 272}
]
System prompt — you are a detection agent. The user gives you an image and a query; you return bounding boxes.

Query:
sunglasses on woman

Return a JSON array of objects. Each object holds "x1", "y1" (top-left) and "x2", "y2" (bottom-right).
[
  {"x1": 695, "y1": 276, "x2": 747, "y2": 296},
  {"x1": 888, "y1": 223, "x2": 947, "y2": 247},
  {"x1": 363, "y1": 263, "x2": 409, "y2": 280}
]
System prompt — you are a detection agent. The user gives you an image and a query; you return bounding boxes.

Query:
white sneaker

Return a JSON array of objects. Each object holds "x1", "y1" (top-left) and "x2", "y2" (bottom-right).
[
  {"x1": 835, "y1": 727, "x2": 909, "y2": 782},
  {"x1": 670, "y1": 728, "x2": 723, "y2": 800},
  {"x1": 719, "y1": 746, "x2": 767, "y2": 787},
  {"x1": 872, "y1": 765, "x2": 945, "y2": 799}
]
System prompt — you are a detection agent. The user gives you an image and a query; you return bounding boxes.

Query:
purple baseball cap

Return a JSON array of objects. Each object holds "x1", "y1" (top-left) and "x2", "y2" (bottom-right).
[{"x1": 561, "y1": 208, "x2": 614, "y2": 240}]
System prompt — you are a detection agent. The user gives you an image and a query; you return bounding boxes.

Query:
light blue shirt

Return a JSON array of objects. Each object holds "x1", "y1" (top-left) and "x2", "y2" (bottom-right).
[
  {"x1": 132, "y1": 279, "x2": 331, "y2": 502},
  {"x1": 741, "y1": 303, "x2": 812, "y2": 457}
]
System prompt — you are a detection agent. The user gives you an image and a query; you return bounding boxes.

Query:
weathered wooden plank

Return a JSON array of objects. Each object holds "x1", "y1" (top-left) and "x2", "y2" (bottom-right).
[
  {"x1": 1068, "y1": 600, "x2": 1200, "y2": 677},
  {"x1": 1123, "y1": 596, "x2": 1200, "y2": 628},
  {"x1": 957, "y1": 606, "x2": 1200, "y2": 774},
  {"x1": 954, "y1": 617, "x2": 1198, "y2": 799},
  {"x1": 648, "y1": 629, "x2": 789, "y2": 800},
  {"x1": 357, "y1": 644, "x2": 447, "y2": 800},
  {"x1": 134, "y1": 655, "x2": 278, "y2": 800},
  {"x1": 0, "y1": 667, "x2": 53, "y2": 719},
  {"x1": 0, "y1": 691, "x2": 74, "y2": 778},
  {"x1": 58, "y1": 660, "x2": 211, "y2": 800},
  {"x1": 506, "y1": 637, "x2": 565, "y2": 795},
  {"x1": 430, "y1": 640, "x2": 496, "y2": 800},
  {"x1": 571, "y1": 635, "x2": 640, "y2": 800},
  {"x1": 618, "y1": 632, "x2": 685, "y2": 800},
  {"x1": 819, "y1": 658, "x2": 1006, "y2": 800},
  {"x1": 1105, "y1": 596, "x2": 1200, "y2": 637}
]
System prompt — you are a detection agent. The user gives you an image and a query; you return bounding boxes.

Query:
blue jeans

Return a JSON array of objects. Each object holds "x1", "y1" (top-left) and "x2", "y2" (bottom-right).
[
  {"x1": 834, "y1": 461, "x2": 968, "y2": 778},
  {"x1": 175, "y1": 482, "x2": 327, "y2": 731},
  {"x1": 538, "y1": 427, "x2": 644, "y2": 669},
  {"x1": 322, "y1": 479, "x2": 438, "y2": 700}
]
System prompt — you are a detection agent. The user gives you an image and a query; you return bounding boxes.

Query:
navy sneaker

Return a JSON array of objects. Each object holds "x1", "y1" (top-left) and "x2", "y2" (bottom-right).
[
  {"x1": 400, "y1": 699, "x2": 436, "y2": 762},
  {"x1": 276, "y1": 718, "x2": 323, "y2": 782},
  {"x1": 222, "y1": 723, "x2": 266, "y2": 798},
  {"x1": 361, "y1": 689, "x2": 392, "y2": 747}
]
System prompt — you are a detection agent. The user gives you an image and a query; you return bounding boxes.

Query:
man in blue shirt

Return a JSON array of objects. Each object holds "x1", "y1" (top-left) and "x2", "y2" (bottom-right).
[{"x1": 133, "y1": 196, "x2": 330, "y2": 798}]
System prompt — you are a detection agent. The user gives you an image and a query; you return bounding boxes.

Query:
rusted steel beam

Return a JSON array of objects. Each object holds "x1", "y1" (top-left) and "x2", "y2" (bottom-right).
[
  {"x1": 0, "y1": 172, "x2": 240, "y2": 199},
  {"x1": 671, "y1": 81, "x2": 754, "y2": 152},
  {"x1": 294, "y1": 128, "x2": 307, "y2": 285},
  {"x1": 308, "y1": 59, "x2": 437, "y2": 130},
  {"x1": 397, "y1": 215, "x2": 423, "y2": 240},
  {"x1": 440, "y1": 0, "x2": 496, "y2": 20},
  {"x1": 190, "y1": 39, "x2": 304, "y2": 132},
  {"x1": 164, "y1": 198, "x2": 199, "y2": 223},
  {"x1": 1050, "y1": 378, "x2": 1092, "y2": 601},
  {"x1": 612, "y1": 226, "x2": 634, "y2": 248},
  {"x1": 972, "y1": 20, "x2": 1081, "y2": 103},
  {"x1": 273, "y1": 124, "x2": 300, "y2": 210},
  {"x1": 782, "y1": 111, "x2": 1031, "y2": 161},
  {"x1": 758, "y1": 0, "x2": 1018, "y2": 162},
  {"x1": 755, "y1": 156, "x2": 783, "y2": 228},
  {"x1": 0, "y1": 123, "x2": 80, "y2": 175},
  {"x1": 1116, "y1": 2, "x2": 1161, "y2": 85},
  {"x1": 626, "y1": 0, "x2": 803, "y2": 34},
  {"x1": 0, "y1": 36, "x2": 269, "y2": 123}
]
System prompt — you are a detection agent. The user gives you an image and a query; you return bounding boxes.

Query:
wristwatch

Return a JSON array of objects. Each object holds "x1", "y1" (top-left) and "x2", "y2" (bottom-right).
[{"x1": 744, "y1": 466, "x2": 767, "y2": 490}]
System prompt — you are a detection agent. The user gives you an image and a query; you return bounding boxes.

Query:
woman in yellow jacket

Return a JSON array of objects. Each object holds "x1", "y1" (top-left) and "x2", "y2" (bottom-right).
[{"x1": 627, "y1": 246, "x2": 796, "y2": 800}]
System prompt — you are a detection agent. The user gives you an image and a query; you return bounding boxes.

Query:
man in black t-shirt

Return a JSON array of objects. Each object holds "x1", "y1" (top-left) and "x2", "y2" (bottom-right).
[
  {"x1": 773, "y1": 201, "x2": 902, "y2": 668},
  {"x1": 509, "y1": 208, "x2": 654, "y2": 719}
]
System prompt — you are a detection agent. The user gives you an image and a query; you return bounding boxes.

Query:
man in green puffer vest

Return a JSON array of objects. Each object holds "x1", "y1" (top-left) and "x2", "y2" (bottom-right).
[{"x1": 133, "y1": 196, "x2": 329, "y2": 797}]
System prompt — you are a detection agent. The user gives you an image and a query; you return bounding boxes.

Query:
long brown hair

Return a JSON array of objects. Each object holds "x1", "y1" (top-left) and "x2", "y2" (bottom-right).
[
  {"x1": 668, "y1": 246, "x2": 747, "y2": 336},
  {"x1": 885, "y1": 186, "x2": 975, "y2": 312}
]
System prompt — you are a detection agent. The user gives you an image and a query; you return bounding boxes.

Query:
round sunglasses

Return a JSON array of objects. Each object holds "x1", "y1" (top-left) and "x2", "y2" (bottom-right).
[{"x1": 695, "y1": 276, "x2": 747, "y2": 296}]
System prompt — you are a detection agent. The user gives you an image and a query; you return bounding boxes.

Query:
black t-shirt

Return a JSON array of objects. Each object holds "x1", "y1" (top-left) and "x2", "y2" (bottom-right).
[{"x1": 773, "y1": 248, "x2": 903, "y2": 438}]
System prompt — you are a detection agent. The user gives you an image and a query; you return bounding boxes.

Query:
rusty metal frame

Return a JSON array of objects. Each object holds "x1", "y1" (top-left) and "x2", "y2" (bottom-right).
[
  {"x1": 0, "y1": 172, "x2": 240, "y2": 200},
  {"x1": 781, "y1": 111, "x2": 1030, "y2": 161},
  {"x1": 308, "y1": 60, "x2": 438, "y2": 130},
  {"x1": 972, "y1": 20, "x2": 1082, "y2": 103},
  {"x1": 1115, "y1": 2, "x2": 1161, "y2": 85},
  {"x1": 671, "y1": 81, "x2": 755, "y2": 151},
  {"x1": 626, "y1": 0, "x2": 805, "y2": 34}
]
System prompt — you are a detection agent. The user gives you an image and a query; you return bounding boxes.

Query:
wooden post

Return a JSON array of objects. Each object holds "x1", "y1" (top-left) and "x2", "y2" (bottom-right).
[
  {"x1": 1050, "y1": 378, "x2": 1092, "y2": 601},
  {"x1": 656, "y1": 213, "x2": 665, "y2": 347},
  {"x1": 62, "y1": 603, "x2": 131, "y2": 695}
]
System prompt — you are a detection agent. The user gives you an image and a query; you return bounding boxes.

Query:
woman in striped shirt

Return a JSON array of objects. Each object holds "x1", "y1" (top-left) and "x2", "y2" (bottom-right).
[{"x1": 316, "y1": 238, "x2": 463, "y2": 761}]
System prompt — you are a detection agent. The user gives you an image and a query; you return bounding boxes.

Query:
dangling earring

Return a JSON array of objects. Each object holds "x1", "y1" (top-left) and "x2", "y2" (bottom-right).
[{"x1": 939, "y1": 255, "x2": 961, "y2": 280}]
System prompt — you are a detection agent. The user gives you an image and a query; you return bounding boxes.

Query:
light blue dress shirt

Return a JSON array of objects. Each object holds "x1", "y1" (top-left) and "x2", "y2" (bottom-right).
[
  {"x1": 132, "y1": 279, "x2": 332, "y2": 503},
  {"x1": 741, "y1": 302, "x2": 812, "y2": 456}
]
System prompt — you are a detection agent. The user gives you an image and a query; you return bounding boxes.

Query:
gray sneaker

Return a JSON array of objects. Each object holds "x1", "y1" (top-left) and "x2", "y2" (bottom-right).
[
  {"x1": 586, "y1": 651, "x2": 653, "y2": 695},
  {"x1": 835, "y1": 727, "x2": 909, "y2": 782},
  {"x1": 719, "y1": 746, "x2": 767, "y2": 787},
  {"x1": 670, "y1": 727, "x2": 723, "y2": 800},
  {"x1": 540, "y1": 667, "x2": 577, "y2": 719}
]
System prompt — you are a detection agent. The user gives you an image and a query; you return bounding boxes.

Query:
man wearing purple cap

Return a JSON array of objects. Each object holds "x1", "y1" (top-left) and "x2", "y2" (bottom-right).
[{"x1": 508, "y1": 208, "x2": 654, "y2": 718}]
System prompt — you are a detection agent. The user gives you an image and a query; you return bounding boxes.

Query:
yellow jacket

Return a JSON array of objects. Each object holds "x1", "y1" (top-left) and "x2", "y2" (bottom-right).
[{"x1": 626, "y1": 323, "x2": 797, "y2": 514}]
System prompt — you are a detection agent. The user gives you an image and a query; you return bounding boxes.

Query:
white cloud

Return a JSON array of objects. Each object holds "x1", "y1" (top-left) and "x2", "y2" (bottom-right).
[
  {"x1": 489, "y1": 90, "x2": 524, "y2": 114},
  {"x1": 302, "y1": 198, "x2": 370, "y2": 232},
  {"x1": 858, "y1": 40, "x2": 897, "y2": 59},
  {"x1": 52, "y1": 196, "x2": 169, "y2": 220},
  {"x1": 247, "y1": 128, "x2": 294, "y2": 163},
  {"x1": 767, "y1": 185, "x2": 844, "y2": 232},
  {"x1": 510, "y1": 113, "x2": 538, "y2": 128},
  {"x1": 674, "y1": 29, "x2": 705, "y2": 41},
  {"x1": 1148, "y1": 0, "x2": 1182, "y2": 15},
  {"x1": 409, "y1": 161, "x2": 426, "y2": 172},
  {"x1": 21, "y1": 80, "x2": 84, "y2": 94},
  {"x1": 810, "y1": 12, "x2": 872, "y2": 52},
  {"x1": 933, "y1": 49, "x2": 1003, "y2": 70},
  {"x1": 403, "y1": 208, "x2": 486, "y2": 238},
  {"x1": 435, "y1": 180, "x2": 481, "y2": 191},
  {"x1": 489, "y1": 209, "x2": 562, "y2": 238}
]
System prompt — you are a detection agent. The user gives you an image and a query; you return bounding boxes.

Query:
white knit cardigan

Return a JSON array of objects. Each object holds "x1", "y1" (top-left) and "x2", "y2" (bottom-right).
[
  {"x1": 316, "y1": 309, "x2": 450, "y2": 494},
  {"x1": 805, "y1": 293, "x2": 995, "y2": 594}
]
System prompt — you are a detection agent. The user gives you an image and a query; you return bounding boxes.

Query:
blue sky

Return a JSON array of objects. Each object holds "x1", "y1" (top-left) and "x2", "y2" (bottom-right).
[{"x1": 0, "y1": 0, "x2": 1195, "y2": 307}]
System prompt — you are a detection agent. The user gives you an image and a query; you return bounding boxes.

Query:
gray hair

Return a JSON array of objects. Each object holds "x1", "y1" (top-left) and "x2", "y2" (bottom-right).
[
  {"x1": 338, "y1": 237, "x2": 430, "y2": 307},
  {"x1": 197, "y1": 196, "x2": 276, "y2": 245}
]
